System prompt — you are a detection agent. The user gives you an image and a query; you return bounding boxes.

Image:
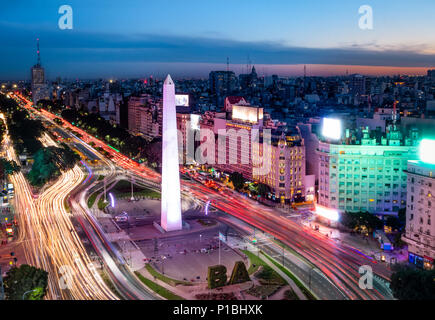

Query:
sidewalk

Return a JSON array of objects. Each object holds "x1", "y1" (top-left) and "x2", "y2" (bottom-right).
[{"x1": 303, "y1": 220, "x2": 408, "y2": 264}]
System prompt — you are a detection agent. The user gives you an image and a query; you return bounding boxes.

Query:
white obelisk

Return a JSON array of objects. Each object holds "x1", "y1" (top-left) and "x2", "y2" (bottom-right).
[{"x1": 161, "y1": 74, "x2": 182, "y2": 231}]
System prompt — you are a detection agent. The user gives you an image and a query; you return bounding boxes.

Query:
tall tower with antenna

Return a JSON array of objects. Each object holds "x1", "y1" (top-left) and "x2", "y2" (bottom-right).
[{"x1": 31, "y1": 38, "x2": 46, "y2": 104}]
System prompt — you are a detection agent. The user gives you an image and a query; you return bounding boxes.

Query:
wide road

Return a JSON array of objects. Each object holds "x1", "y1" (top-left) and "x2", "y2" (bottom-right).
[
  {"x1": 33, "y1": 108, "x2": 159, "y2": 300},
  {"x1": 13, "y1": 93, "x2": 393, "y2": 300},
  {"x1": 0, "y1": 113, "x2": 117, "y2": 300}
]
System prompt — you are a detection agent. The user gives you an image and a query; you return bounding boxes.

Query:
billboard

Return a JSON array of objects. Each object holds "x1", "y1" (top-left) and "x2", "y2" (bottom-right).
[
  {"x1": 322, "y1": 118, "x2": 342, "y2": 140},
  {"x1": 419, "y1": 139, "x2": 435, "y2": 164},
  {"x1": 232, "y1": 105, "x2": 263, "y2": 123},
  {"x1": 175, "y1": 94, "x2": 189, "y2": 107}
]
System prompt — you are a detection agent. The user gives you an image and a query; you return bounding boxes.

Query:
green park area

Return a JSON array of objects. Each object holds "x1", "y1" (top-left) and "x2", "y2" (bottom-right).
[
  {"x1": 111, "y1": 180, "x2": 161, "y2": 199},
  {"x1": 241, "y1": 250, "x2": 295, "y2": 299},
  {"x1": 134, "y1": 271, "x2": 184, "y2": 300},
  {"x1": 145, "y1": 264, "x2": 193, "y2": 287}
]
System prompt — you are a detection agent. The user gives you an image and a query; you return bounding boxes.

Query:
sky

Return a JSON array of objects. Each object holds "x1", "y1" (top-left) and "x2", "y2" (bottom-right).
[{"x1": 1, "y1": 0, "x2": 435, "y2": 79}]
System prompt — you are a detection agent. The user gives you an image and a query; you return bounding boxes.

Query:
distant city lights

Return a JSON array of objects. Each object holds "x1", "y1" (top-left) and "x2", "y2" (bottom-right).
[
  {"x1": 322, "y1": 118, "x2": 342, "y2": 140},
  {"x1": 419, "y1": 139, "x2": 435, "y2": 164}
]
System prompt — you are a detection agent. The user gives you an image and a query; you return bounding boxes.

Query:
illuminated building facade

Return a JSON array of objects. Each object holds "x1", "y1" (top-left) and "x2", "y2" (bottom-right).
[
  {"x1": 403, "y1": 159, "x2": 435, "y2": 269},
  {"x1": 317, "y1": 126, "x2": 419, "y2": 215},
  {"x1": 161, "y1": 75, "x2": 182, "y2": 232},
  {"x1": 203, "y1": 104, "x2": 306, "y2": 203},
  {"x1": 254, "y1": 128, "x2": 306, "y2": 203},
  {"x1": 127, "y1": 94, "x2": 162, "y2": 138}
]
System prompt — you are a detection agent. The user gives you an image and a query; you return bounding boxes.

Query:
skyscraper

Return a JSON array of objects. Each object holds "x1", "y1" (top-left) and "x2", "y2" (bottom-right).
[
  {"x1": 350, "y1": 74, "x2": 366, "y2": 96},
  {"x1": 209, "y1": 71, "x2": 237, "y2": 96},
  {"x1": 161, "y1": 75, "x2": 182, "y2": 232},
  {"x1": 31, "y1": 38, "x2": 49, "y2": 104}
]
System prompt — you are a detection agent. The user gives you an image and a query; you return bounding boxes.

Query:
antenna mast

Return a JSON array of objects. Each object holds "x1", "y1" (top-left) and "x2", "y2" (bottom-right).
[{"x1": 37, "y1": 38, "x2": 41, "y2": 66}]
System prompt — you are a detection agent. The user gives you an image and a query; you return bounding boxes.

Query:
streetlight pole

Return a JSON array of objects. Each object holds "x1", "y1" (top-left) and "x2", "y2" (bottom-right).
[
  {"x1": 103, "y1": 177, "x2": 107, "y2": 203},
  {"x1": 130, "y1": 173, "x2": 135, "y2": 201},
  {"x1": 22, "y1": 289, "x2": 36, "y2": 300},
  {"x1": 282, "y1": 245, "x2": 285, "y2": 267}
]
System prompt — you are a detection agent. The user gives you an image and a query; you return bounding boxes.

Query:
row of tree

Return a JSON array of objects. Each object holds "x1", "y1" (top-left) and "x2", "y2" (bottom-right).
[
  {"x1": 0, "y1": 94, "x2": 81, "y2": 186},
  {"x1": 229, "y1": 171, "x2": 271, "y2": 197},
  {"x1": 3, "y1": 264, "x2": 48, "y2": 300},
  {"x1": 390, "y1": 265, "x2": 435, "y2": 300},
  {"x1": 0, "y1": 158, "x2": 21, "y2": 182},
  {"x1": 58, "y1": 108, "x2": 162, "y2": 169},
  {"x1": 7, "y1": 109, "x2": 44, "y2": 155},
  {"x1": 27, "y1": 144, "x2": 81, "y2": 186}
]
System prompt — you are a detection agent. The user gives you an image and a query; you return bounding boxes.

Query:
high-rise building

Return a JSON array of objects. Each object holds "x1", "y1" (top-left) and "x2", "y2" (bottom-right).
[
  {"x1": 200, "y1": 104, "x2": 307, "y2": 204},
  {"x1": 317, "y1": 126, "x2": 419, "y2": 216},
  {"x1": 31, "y1": 38, "x2": 49, "y2": 104},
  {"x1": 209, "y1": 71, "x2": 237, "y2": 96},
  {"x1": 350, "y1": 74, "x2": 366, "y2": 96},
  {"x1": 239, "y1": 66, "x2": 258, "y2": 91},
  {"x1": 127, "y1": 94, "x2": 162, "y2": 138},
  {"x1": 427, "y1": 69, "x2": 435, "y2": 82},
  {"x1": 403, "y1": 160, "x2": 434, "y2": 270},
  {"x1": 254, "y1": 127, "x2": 306, "y2": 204}
]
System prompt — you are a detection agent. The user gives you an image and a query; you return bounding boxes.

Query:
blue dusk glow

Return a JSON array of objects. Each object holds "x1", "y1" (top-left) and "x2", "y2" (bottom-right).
[{"x1": 2, "y1": 0, "x2": 435, "y2": 78}]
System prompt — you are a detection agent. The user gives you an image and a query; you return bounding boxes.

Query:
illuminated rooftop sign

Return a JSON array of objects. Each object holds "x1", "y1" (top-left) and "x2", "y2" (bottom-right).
[
  {"x1": 175, "y1": 94, "x2": 189, "y2": 107},
  {"x1": 322, "y1": 118, "x2": 342, "y2": 140},
  {"x1": 419, "y1": 139, "x2": 435, "y2": 164},
  {"x1": 232, "y1": 105, "x2": 263, "y2": 123}
]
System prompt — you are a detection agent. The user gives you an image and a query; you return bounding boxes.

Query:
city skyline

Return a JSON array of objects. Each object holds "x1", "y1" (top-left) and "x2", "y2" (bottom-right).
[
  {"x1": 1, "y1": 0, "x2": 435, "y2": 79},
  {"x1": 0, "y1": 1, "x2": 434, "y2": 304}
]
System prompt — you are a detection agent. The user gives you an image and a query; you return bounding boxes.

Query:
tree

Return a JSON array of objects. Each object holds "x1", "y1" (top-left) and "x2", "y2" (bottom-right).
[
  {"x1": 142, "y1": 139, "x2": 162, "y2": 170},
  {"x1": 27, "y1": 145, "x2": 80, "y2": 186},
  {"x1": 340, "y1": 211, "x2": 383, "y2": 232},
  {"x1": 3, "y1": 264, "x2": 48, "y2": 300},
  {"x1": 385, "y1": 216, "x2": 402, "y2": 231},
  {"x1": 390, "y1": 265, "x2": 435, "y2": 300},
  {"x1": 7, "y1": 109, "x2": 44, "y2": 155},
  {"x1": 0, "y1": 158, "x2": 20, "y2": 181},
  {"x1": 229, "y1": 172, "x2": 245, "y2": 191},
  {"x1": 257, "y1": 183, "x2": 271, "y2": 198}
]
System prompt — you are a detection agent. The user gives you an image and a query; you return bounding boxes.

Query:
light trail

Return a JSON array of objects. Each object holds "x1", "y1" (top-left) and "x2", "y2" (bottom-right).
[
  {"x1": 1, "y1": 112, "x2": 118, "y2": 300},
  {"x1": 11, "y1": 93, "x2": 394, "y2": 300}
]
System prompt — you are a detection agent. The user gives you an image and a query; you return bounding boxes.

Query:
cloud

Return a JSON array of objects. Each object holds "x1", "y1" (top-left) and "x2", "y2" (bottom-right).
[{"x1": 0, "y1": 22, "x2": 434, "y2": 78}]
